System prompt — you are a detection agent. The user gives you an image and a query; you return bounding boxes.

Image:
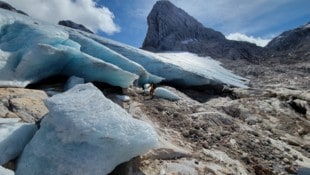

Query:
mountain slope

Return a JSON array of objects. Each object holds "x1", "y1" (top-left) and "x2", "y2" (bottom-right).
[
  {"x1": 142, "y1": 0, "x2": 266, "y2": 62},
  {"x1": 58, "y1": 20, "x2": 94, "y2": 34},
  {"x1": 0, "y1": 1, "x2": 27, "y2": 15},
  {"x1": 266, "y1": 22, "x2": 310, "y2": 60}
]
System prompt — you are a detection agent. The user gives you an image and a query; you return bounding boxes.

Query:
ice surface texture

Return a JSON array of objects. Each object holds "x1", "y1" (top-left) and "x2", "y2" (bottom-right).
[
  {"x1": 0, "y1": 9, "x2": 247, "y2": 88},
  {"x1": 16, "y1": 83, "x2": 158, "y2": 175},
  {"x1": 0, "y1": 118, "x2": 37, "y2": 165},
  {"x1": 154, "y1": 87, "x2": 181, "y2": 101},
  {"x1": 0, "y1": 166, "x2": 14, "y2": 175}
]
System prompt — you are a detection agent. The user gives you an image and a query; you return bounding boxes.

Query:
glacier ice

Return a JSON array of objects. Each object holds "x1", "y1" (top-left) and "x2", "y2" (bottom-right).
[
  {"x1": 16, "y1": 83, "x2": 158, "y2": 175},
  {"x1": 85, "y1": 34, "x2": 248, "y2": 88},
  {"x1": 154, "y1": 87, "x2": 181, "y2": 101},
  {"x1": 0, "y1": 9, "x2": 137, "y2": 88},
  {"x1": 0, "y1": 118, "x2": 37, "y2": 165},
  {"x1": 0, "y1": 9, "x2": 248, "y2": 89},
  {"x1": 64, "y1": 76, "x2": 84, "y2": 90},
  {"x1": 0, "y1": 166, "x2": 14, "y2": 175}
]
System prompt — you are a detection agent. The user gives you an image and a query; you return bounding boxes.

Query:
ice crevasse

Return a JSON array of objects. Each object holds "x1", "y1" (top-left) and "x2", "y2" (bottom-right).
[{"x1": 0, "y1": 9, "x2": 248, "y2": 88}]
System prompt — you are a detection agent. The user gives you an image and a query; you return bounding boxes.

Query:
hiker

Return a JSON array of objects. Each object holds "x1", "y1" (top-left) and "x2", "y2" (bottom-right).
[{"x1": 149, "y1": 83, "x2": 156, "y2": 98}]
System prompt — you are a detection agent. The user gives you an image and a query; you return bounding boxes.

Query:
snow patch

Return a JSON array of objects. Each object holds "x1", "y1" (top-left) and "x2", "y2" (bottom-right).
[
  {"x1": 181, "y1": 38, "x2": 196, "y2": 44},
  {"x1": 226, "y1": 33, "x2": 271, "y2": 47},
  {"x1": 303, "y1": 23, "x2": 310, "y2": 29}
]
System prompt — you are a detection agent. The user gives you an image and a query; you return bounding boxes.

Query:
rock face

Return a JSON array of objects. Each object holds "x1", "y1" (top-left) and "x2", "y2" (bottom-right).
[
  {"x1": 0, "y1": 118, "x2": 37, "y2": 165},
  {"x1": 0, "y1": 88, "x2": 48, "y2": 122},
  {"x1": 16, "y1": 83, "x2": 158, "y2": 175},
  {"x1": 266, "y1": 22, "x2": 310, "y2": 60},
  {"x1": 0, "y1": 1, "x2": 27, "y2": 15},
  {"x1": 142, "y1": 0, "x2": 265, "y2": 62},
  {"x1": 58, "y1": 20, "x2": 94, "y2": 34}
]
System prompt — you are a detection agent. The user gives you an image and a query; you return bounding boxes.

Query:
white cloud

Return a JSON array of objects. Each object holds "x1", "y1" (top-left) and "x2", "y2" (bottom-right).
[
  {"x1": 226, "y1": 33, "x2": 271, "y2": 47},
  {"x1": 3, "y1": 0, "x2": 120, "y2": 35}
]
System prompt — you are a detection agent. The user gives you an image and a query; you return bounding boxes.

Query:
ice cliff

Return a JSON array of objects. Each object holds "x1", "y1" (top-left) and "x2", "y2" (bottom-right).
[{"x1": 0, "y1": 9, "x2": 248, "y2": 88}]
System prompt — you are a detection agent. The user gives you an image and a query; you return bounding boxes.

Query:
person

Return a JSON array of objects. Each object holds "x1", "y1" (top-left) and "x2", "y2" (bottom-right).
[{"x1": 149, "y1": 83, "x2": 156, "y2": 98}]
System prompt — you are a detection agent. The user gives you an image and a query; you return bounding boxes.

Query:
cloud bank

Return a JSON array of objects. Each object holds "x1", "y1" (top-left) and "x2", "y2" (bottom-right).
[
  {"x1": 226, "y1": 33, "x2": 271, "y2": 47},
  {"x1": 3, "y1": 0, "x2": 120, "y2": 35}
]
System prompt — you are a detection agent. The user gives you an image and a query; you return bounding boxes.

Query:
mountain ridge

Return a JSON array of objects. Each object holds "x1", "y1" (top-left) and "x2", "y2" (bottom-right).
[
  {"x1": 142, "y1": 0, "x2": 266, "y2": 62},
  {"x1": 142, "y1": 0, "x2": 310, "y2": 62}
]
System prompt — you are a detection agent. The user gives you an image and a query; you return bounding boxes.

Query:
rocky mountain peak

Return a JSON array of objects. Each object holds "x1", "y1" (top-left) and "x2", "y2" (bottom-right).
[
  {"x1": 266, "y1": 21, "x2": 310, "y2": 60},
  {"x1": 0, "y1": 1, "x2": 28, "y2": 15},
  {"x1": 58, "y1": 20, "x2": 94, "y2": 34},
  {"x1": 142, "y1": 0, "x2": 265, "y2": 62},
  {"x1": 142, "y1": 0, "x2": 225, "y2": 51}
]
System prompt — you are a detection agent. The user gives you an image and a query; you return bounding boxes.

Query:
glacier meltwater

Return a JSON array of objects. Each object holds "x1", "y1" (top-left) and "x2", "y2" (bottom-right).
[{"x1": 0, "y1": 9, "x2": 248, "y2": 88}]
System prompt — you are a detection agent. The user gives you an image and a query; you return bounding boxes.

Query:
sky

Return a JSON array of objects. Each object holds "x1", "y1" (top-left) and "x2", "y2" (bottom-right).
[{"x1": 4, "y1": 0, "x2": 310, "y2": 47}]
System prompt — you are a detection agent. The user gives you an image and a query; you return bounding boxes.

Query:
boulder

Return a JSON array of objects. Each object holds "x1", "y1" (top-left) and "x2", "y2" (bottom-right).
[
  {"x1": 0, "y1": 88, "x2": 48, "y2": 122},
  {"x1": 16, "y1": 83, "x2": 158, "y2": 175}
]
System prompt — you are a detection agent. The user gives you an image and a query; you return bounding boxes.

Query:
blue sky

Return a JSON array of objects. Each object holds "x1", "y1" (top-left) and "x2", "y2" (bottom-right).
[
  {"x1": 99, "y1": 0, "x2": 310, "y2": 47},
  {"x1": 6, "y1": 0, "x2": 310, "y2": 47}
]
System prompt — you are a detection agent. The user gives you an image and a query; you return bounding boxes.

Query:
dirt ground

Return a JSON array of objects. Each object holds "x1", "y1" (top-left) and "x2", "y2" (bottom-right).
[{"x1": 109, "y1": 57, "x2": 310, "y2": 175}]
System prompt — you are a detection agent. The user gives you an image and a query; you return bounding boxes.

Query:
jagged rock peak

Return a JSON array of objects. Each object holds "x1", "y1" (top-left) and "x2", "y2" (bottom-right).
[
  {"x1": 142, "y1": 0, "x2": 265, "y2": 62},
  {"x1": 142, "y1": 0, "x2": 225, "y2": 52},
  {"x1": 58, "y1": 20, "x2": 94, "y2": 34},
  {"x1": 0, "y1": 1, "x2": 28, "y2": 15}
]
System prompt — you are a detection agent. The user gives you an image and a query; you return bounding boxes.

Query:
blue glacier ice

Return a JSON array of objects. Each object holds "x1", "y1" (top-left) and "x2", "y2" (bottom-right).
[
  {"x1": 0, "y1": 9, "x2": 137, "y2": 88},
  {"x1": 154, "y1": 87, "x2": 181, "y2": 101},
  {"x1": 16, "y1": 83, "x2": 158, "y2": 175},
  {"x1": 64, "y1": 76, "x2": 84, "y2": 90},
  {"x1": 0, "y1": 9, "x2": 248, "y2": 88},
  {"x1": 85, "y1": 34, "x2": 248, "y2": 88},
  {"x1": 0, "y1": 118, "x2": 37, "y2": 165}
]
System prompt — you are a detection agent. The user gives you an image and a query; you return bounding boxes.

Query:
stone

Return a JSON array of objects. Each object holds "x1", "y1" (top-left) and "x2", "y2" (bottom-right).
[{"x1": 0, "y1": 88, "x2": 48, "y2": 122}]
